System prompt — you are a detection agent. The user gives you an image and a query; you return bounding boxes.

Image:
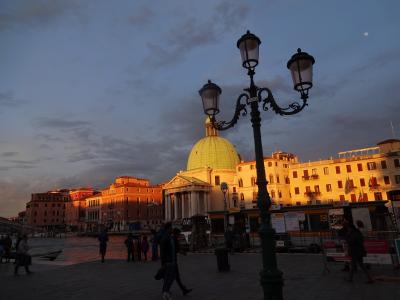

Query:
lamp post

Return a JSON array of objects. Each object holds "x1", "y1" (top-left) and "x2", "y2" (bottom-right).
[
  {"x1": 199, "y1": 30, "x2": 315, "y2": 300},
  {"x1": 220, "y1": 182, "x2": 229, "y2": 231}
]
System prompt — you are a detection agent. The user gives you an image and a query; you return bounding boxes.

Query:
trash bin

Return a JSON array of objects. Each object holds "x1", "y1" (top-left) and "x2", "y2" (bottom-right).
[{"x1": 215, "y1": 248, "x2": 230, "y2": 272}]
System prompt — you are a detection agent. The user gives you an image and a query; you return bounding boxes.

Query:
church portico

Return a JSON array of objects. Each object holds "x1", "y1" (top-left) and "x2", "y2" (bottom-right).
[{"x1": 163, "y1": 175, "x2": 211, "y2": 222}]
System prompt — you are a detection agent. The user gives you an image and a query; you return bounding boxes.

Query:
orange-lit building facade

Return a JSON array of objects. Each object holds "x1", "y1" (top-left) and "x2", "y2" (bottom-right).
[
  {"x1": 26, "y1": 190, "x2": 70, "y2": 230},
  {"x1": 100, "y1": 176, "x2": 163, "y2": 231},
  {"x1": 65, "y1": 188, "x2": 95, "y2": 231}
]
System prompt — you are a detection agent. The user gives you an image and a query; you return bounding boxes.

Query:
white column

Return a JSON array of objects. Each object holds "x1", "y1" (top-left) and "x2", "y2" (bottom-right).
[
  {"x1": 174, "y1": 193, "x2": 178, "y2": 221},
  {"x1": 165, "y1": 194, "x2": 170, "y2": 221}
]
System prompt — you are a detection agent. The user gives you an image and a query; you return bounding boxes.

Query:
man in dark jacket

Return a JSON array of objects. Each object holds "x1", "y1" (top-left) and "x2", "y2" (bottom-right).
[
  {"x1": 159, "y1": 222, "x2": 175, "y2": 300},
  {"x1": 98, "y1": 229, "x2": 108, "y2": 263},
  {"x1": 345, "y1": 222, "x2": 373, "y2": 283},
  {"x1": 172, "y1": 228, "x2": 192, "y2": 296},
  {"x1": 125, "y1": 233, "x2": 134, "y2": 262}
]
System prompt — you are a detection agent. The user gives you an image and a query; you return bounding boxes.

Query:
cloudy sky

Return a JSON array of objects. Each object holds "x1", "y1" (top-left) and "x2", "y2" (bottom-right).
[{"x1": 1, "y1": 0, "x2": 399, "y2": 216}]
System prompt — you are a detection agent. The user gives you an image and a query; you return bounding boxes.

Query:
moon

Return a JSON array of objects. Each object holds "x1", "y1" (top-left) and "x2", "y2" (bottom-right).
[{"x1": 363, "y1": 32, "x2": 369, "y2": 37}]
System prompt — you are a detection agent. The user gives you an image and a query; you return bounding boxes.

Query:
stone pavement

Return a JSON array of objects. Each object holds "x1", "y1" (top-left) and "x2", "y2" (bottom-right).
[{"x1": 0, "y1": 253, "x2": 399, "y2": 300}]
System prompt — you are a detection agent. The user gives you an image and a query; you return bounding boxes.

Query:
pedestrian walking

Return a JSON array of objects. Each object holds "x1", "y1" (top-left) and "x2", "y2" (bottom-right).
[
  {"x1": 142, "y1": 235, "x2": 149, "y2": 261},
  {"x1": 159, "y1": 222, "x2": 176, "y2": 300},
  {"x1": 172, "y1": 228, "x2": 192, "y2": 296},
  {"x1": 14, "y1": 234, "x2": 33, "y2": 276},
  {"x1": 345, "y1": 222, "x2": 373, "y2": 283},
  {"x1": 98, "y1": 228, "x2": 109, "y2": 263},
  {"x1": 125, "y1": 233, "x2": 134, "y2": 262}
]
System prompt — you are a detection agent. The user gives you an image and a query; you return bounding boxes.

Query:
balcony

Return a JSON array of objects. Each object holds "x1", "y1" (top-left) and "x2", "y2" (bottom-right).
[
  {"x1": 304, "y1": 191, "x2": 321, "y2": 197},
  {"x1": 302, "y1": 174, "x2": 319, "y2": 180}
]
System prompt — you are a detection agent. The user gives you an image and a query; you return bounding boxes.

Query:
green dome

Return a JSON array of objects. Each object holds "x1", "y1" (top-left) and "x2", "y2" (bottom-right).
[{"x1": 187, "y1": 136, "x2": 240, "y2": 171}]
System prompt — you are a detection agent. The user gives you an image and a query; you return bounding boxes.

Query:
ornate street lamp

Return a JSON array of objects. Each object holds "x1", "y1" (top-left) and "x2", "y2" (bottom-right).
[{"x1": 199, "y1": 30, "x2": 315, "y2": 300}]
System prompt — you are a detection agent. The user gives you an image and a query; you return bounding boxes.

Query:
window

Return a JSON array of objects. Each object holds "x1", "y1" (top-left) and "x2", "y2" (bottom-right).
[
  {"x1": 268, "y1": 162, "x2": 272, "y2": 167},
  {"x1": 396, "y1": 175, "x2": 400, "y2": 184},
  {"x1": 357, "y1": 163, "x2": 363, "y2": 171},
  {"x1": 323, "y1": 167, "x2": 329, "y2": 175},
  {"x1": 238, "y1": 179, "x2": 243, "y2": 187},
  {"x1": 362, "y1": 193, "x2": 368, "y2": 201},
  {"x1": 338, "y1": 181, "x2": 343, "y2": 188},
  {"x1": 339, "y1": 195, "x2": 345, "y2": 201},
  {"x1": 312, "y1": 168, "x2": 317, "y2": 175},
  {"x1": 240, "y1": 193, "x2": 244, "y2": 201},
  {"x1": 374, "y1": 192, "x2": 383, "y2": 200},
  {"x1": 314, "y1": 185, "x2": 320, "y2": 193},
  {"x1": 305, "y1": 186, "x2": 311, "y2": 193},
  {"x1": 381, "y1": 161, "x2": 387, "y2": 169},
  {"x1": 215, "y1": 176, "x2": 220, "y2": 186},
  {"x1": 233, "y1": 187, "x2": 236, "y2": 193},
  {"x1": 326, "y1": 184, "x2": 332, "y2": 192},
  {"x1": 278, "y1": 191, "x2": 282, "y2": 198},
  {"x1": 276, "y1": 176, "x2": 280, "y2": 184},
  {"x1": 238, "y1": 167, "x2": 242, "y2": 172},
  {"x1": 395, "y1": 159, "x2": 400, "y2": 168},
  {"x1": 350, "y1": 194, "x2": 356, "y2": 202},
  {"x1": 336, "y1": 166, "x2": 341, "y2": 174},
  {"x1": 369, "y1": 177, "x2": 378, "y2": 187},
  {"x1": 384, "y1": 176, "x2": 390, "y2": 185},
  {"x1": 294, "y1": 187, "x2": 300, "y2": 195},
  {"x1": 275, "y1": 162, "x2": 278, "y2": 166},
  {"x1": 285, "y1": 176, "x2": 290, "y2": 184},
  {"x1": 293, "y1": 171, "x2": 298, "y2": 178},
  {"x1": 251, "y1": 177, "x2": 256, "y2": 187},
  {"x1": 269, "y1": 175, "x2": 274, "y2": 184},
  {"x1": 303, "y1": 170, "x2": 309, "y2": 177},
  {"x1": 250, "y1": 165, "x2": 255, "y2": 170},
  {"x1": 367, "y1": 162, "x2": 376, "y2": 170},
  {"x1": 346, "y1": 165, "x2": 351, "y2": 173},
  {"x1": 271, "y1": 190, "x2": 275, "y2": 198},
  {"x1": 360, "y1": 178, "x2": 366, "y2": 187}
]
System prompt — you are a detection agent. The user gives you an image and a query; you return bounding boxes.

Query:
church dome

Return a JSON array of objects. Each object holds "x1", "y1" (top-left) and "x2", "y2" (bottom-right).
[{"x1": 187, "y1": 118, "x2": 240, "y2": 171}]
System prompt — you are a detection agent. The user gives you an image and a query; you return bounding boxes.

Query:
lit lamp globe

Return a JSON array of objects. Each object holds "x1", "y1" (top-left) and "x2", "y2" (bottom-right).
[
  {"x1": 199, "y1": 80, "x2": 221, "y2": 116},
  {"x1": 287, "y1": 48, "x2": 315, "y2": 93},
  {"x1": 237, "y1": 30, "x2": 261, "y2": 70}
]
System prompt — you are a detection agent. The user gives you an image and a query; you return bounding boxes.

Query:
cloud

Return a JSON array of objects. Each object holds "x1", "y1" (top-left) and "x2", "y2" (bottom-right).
[
  {"x1": 128, "y1": 6, "x2": 155, "y2": 26},
  {"x1": 1, "y1": 151, "x2": 18, "y2": 157},
  {"x1": 144, "y1": 1, "x2": 250, "y2": 68},
  {"x1": 33, "y1": 117, "x2": 90, "y2": 129},
  {"x1": 0, "y1": 0, "x2": 82, "y2": 31},
  {"x1": 0, "y1": 91, "x2": 24, "y2": 108}
]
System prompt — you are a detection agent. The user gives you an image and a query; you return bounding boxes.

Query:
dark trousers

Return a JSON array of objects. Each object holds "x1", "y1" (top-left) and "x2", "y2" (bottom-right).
[
  {"x1": 152, "y1": 244, "x2": 158, "y2": 260},
  {"x1": 127, "y1": 249, "x2": 134, "y2": 261},
  {"x1": 175, "y1": 265, "x2": 187, "y2": 291},
  {"x1": 162, "y1": 263, "x2": 176, "y2": 293},
  {"x1": 349, "y1": 256, "x2": 372, "y2": 281}
]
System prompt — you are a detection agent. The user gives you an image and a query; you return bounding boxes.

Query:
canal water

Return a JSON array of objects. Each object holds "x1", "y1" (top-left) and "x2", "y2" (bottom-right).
[{"x1": 28, "y1": 235, "x2": 142, "y2": 265}]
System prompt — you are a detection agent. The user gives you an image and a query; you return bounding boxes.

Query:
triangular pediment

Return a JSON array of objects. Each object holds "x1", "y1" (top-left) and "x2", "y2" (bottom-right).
[{"x1": 164, "y1": 175, "x2": 210, "y2": 190}]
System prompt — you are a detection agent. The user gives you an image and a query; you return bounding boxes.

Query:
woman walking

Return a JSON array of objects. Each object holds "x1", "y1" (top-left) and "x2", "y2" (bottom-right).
[{"x1": 98, "y1": 228, "x2": 109, "y2": 263}]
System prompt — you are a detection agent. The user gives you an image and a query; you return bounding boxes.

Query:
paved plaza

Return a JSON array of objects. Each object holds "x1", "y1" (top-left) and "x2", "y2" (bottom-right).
[{"x1": 1, "y1": 253, "x2": 399, "y2": 300}]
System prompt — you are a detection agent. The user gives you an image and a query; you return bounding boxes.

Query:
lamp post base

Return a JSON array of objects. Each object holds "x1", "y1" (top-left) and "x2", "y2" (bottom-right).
[{"x1": 259, "y1": 225, "x2": 284, "y2": 300}]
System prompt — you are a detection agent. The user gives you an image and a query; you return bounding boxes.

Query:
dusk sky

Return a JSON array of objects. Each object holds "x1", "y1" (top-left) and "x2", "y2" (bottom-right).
[{"x1": 1, "y1": 0, "x2": 399, "y2": 216}]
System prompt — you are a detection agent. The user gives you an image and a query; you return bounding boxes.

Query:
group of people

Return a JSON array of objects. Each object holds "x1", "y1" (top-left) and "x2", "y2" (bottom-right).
[
  {"x1": 97, "y1": 230, "x2": 153, "y2": 263},
  {"x1": 97, "y1": 223, "x2": 192, "y2": 300},
  {"x1": 0, "y1": 234, "x2": 33, "y2": 276},
  {"x1": 0, "y1": 234, "x2": 13, "y2": 263}
]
